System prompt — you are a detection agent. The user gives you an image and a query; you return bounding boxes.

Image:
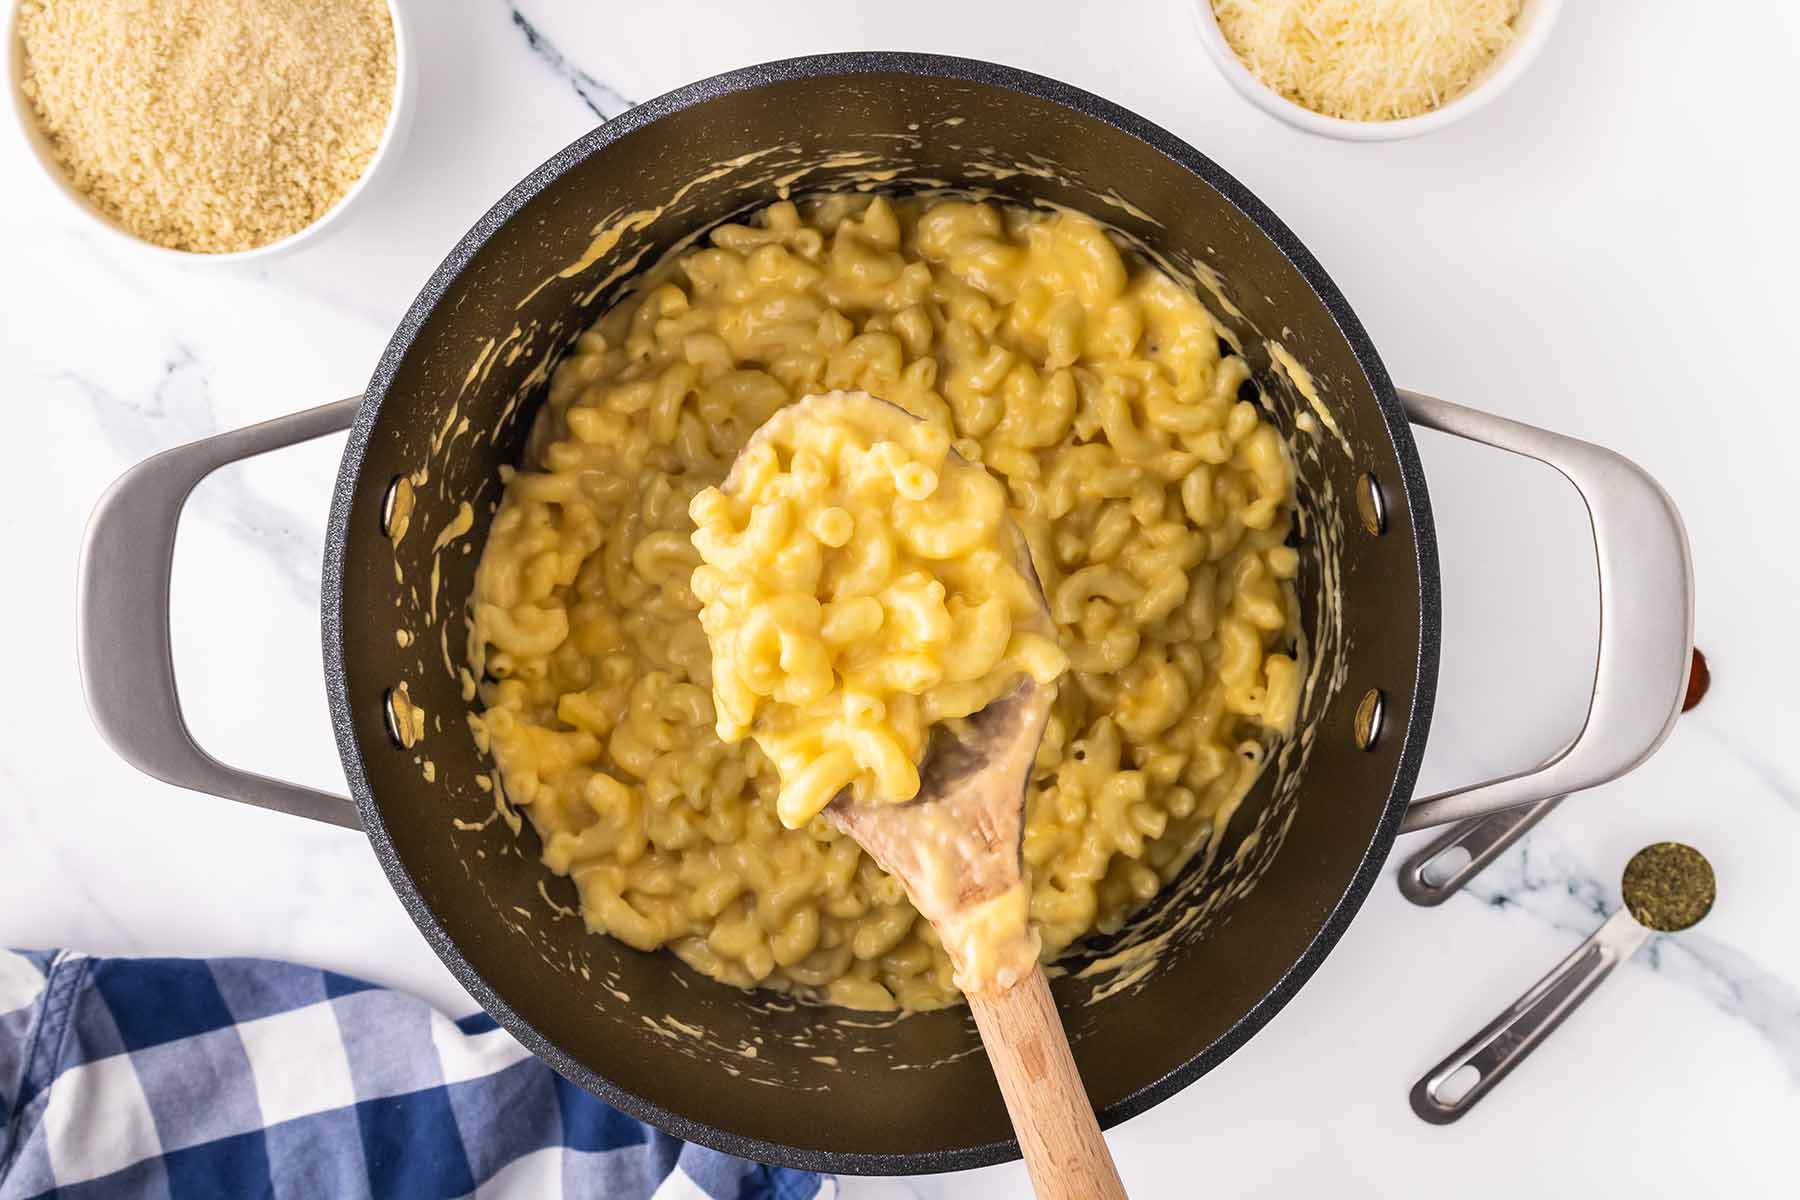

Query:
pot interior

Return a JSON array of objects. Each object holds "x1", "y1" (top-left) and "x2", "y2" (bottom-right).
[{"x1": 326, "y1": 54, "x2": 1433, "y2": 1173}]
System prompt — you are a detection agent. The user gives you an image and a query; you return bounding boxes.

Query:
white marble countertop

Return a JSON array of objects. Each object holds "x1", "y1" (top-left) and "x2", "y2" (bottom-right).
[{"x1": 4, "y1": 2, "x2": 1797, "y2": 1196}]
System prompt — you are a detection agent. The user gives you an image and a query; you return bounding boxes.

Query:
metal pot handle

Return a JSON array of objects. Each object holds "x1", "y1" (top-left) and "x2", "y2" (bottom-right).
[
  {"x1": 1396, "y1": 792, "x2": 1565, "y2": 904},
  {"x1": 77, "y1": 398, "x2": 364, "y2": 830},
  {"x1": 1397, "y1": 390, "x2": 1693, "y2": 833},
  {"x1": 78, "y1": 390, "x2": 1691, "y2": 840}
]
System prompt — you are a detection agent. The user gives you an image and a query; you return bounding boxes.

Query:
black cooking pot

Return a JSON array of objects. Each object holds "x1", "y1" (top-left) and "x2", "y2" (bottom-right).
[{"x1": 76, "y1": 54, "x2": 1693, "y2": 1174}]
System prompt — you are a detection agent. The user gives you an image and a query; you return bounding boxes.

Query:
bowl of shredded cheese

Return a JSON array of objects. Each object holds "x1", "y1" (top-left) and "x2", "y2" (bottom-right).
[
  {"x1": 1194, "y1": 0, "x2": 1562, "y2": 140},
  {"x1": 6, "y1": 0, "x2": 415, "y2": 260}
]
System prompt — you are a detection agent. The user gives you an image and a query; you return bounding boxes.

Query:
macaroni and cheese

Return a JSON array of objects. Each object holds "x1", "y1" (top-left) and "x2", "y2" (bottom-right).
[
  {"x1": 690, "y1": 390, "x2": 1068, "y2": 830},
  {"x1": 468, "y1": 193, "x2": 1301, "y2": 1011}
]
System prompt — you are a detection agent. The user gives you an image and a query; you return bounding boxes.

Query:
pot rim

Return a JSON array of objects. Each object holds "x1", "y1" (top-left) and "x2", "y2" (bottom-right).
[{"x1": 322, "y1": 50, "x2": 1440, "y2": 1176}]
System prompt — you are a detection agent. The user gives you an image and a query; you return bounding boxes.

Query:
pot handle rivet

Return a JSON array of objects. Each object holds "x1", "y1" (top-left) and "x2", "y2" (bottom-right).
[
  {"x1": 1353, "y1": 688, "x2": 1384, "y2": 750},
  {"x1": 1354, "y1": 472, "x2": 1386, "y2": 536}
]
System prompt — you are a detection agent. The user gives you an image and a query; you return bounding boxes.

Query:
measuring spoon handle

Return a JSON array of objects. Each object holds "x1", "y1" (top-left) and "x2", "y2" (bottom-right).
[
  {"x1": 1410, "y1": 908, "x2": 1650, "y2": 1123},
  {"x1": 1398, "y1": 794, "x2": 1566, "y2": 906}
]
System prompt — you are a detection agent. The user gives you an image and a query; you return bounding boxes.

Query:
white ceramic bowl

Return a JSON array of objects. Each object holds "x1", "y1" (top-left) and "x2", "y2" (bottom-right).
[
  {"x1": 1193, "y1": 0, "x2": 1563, "y2": 141},
  {"x1": 5, "y1": 0, "x2": 416, "y2": 262}
]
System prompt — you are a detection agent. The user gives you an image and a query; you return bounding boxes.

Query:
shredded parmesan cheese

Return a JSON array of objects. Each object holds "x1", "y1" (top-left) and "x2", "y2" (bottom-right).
[{"x1": 1212, "y1": 0, "x2": 1522, "y2": 122}]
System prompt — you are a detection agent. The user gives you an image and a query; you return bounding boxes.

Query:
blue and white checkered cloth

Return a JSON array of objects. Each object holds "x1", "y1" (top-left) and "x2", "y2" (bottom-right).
[{"x1": 0, "y1": 949, "x2": 835, "y2": 1199}]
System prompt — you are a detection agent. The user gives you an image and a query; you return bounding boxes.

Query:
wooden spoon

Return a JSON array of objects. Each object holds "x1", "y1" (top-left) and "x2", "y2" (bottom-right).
[
  {"x1": 731, "y1": 392, "x2": 1127, "y2": 1199},
  {"x1": 830, "y1": 682, "x2": 1127, "y2": 1199}
]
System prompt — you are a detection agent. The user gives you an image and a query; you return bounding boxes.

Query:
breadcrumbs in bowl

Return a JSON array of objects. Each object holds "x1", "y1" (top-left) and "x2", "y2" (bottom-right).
[{"x1": 8, "y1": 0, "x2": 413, "y2": 258}]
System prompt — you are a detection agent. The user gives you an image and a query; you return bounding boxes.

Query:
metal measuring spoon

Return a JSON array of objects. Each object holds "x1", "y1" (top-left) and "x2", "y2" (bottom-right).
[
  {"x1": 1410, "y1": 842, "x2": 1716, "y2": 1123},
  {"x1": 1397, "y1": 791, "x2": 1568, "y2": 907}
]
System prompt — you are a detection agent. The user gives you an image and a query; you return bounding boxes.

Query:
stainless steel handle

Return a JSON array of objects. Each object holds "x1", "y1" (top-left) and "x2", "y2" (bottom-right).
[
  {"x1": 1397, "y1": 793, "x2": 1565, "y2": 905},
  {"x1": 1399, "y1": 738, "x2": 1578, "y2": 904},
  {"x1": 77, "y1": 398, "x2": 364, "y2": 830},
  {"x1": 1410, "y1": 908, "x2": 1649, "y2": 1123},
  {"x1": 1398, "y1": 390, "x2": 1694, "y2": 832}
]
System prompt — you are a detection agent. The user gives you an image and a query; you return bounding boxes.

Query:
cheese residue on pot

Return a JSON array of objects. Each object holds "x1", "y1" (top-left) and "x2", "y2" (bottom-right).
[{"x1": 1212, "y1": 0, "x2": 1522, "y2": 122}]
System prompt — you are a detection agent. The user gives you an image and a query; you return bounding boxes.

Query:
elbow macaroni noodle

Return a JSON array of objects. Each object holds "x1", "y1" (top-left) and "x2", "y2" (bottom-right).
[
  {"x1": 468, "y1": 194, "x2": 1302, "y2": 1011},
  {"x1": 689, "y1": 390, "x2": 1069, "y2": 830}
]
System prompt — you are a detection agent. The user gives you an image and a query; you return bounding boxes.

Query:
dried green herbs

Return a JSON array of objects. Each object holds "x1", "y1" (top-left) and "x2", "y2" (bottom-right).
[{"x1": 1621, "y1": 842, "x2": 1716, "y2": 933}]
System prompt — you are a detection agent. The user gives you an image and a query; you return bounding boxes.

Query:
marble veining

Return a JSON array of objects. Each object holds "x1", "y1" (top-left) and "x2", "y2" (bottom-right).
[
  {"x1": 1463, "y1": 832, "x2": 1800, "y2": 1082},
  {"x1": 505, "y1": 3, "x2": 636, "y2": 120},
  {"x1": 66, "y1": 344, "x2": 324, "y2": 605},
  {"x1": 1691, "y1": 722, "x2": 1800, "y2": 817},
  {"x1": 1645, "y1": 934, "x2": 1800, "y2": 1084},
  {"x1": 0, "y1": 756, "x2": 142, "y2": 953}
]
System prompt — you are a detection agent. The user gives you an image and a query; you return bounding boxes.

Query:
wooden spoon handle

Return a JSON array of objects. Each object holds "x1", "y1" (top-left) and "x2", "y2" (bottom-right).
[{"x1": 968, "y1": 964, "x2": 1127, "y2": 1199}]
